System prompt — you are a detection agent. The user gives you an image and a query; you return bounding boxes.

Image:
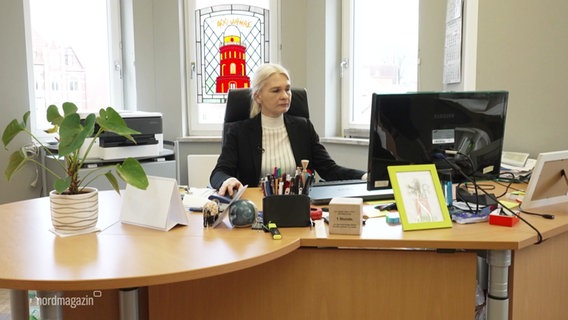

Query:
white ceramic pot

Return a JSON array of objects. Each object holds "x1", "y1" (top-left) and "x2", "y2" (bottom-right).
[{"x1": 49, "y1": 187, "x2": 99, "y2": 233}]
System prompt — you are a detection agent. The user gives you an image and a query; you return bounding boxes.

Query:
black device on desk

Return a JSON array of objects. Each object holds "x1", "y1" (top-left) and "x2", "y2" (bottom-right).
[
  {"x1": 367, "y1": 91, "x2": 509, "y2": 190},
  {"x1": 208, "y1": 192, "x2": 233, "y2": 204},
  {"x1": 308, "y1": 179, "x2": 393, "y2": 205}
]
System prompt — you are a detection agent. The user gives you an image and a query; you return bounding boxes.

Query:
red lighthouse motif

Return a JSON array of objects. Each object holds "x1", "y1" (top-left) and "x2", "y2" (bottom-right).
[{"x1": 216, "y1": 25, "x2": 250, "y2": 93}]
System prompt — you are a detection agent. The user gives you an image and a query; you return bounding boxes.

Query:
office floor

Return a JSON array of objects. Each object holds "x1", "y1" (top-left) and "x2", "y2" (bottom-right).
[
  {"x1": 0, "y1": 290, "x2": 40, "y2": 319},
  {"x1": 0, "y1": 289, "x2": 10, "y2": 320}
]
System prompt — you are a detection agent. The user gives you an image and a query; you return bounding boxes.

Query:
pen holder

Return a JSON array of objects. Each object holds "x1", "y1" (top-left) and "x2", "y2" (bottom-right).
[{"x1": 262, "y1": 194, "x2": 311, "y2": 227}]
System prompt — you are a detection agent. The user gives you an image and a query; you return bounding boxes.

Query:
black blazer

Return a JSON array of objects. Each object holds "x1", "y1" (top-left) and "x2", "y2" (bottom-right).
[{"x1": 210, "y1": 114, "x2": 365, "y2": 189}]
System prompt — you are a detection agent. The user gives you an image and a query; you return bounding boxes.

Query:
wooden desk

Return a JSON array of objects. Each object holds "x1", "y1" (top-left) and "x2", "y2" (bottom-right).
[{"x1": 0, "y1": 186, "x2": 566, "y2": 319}]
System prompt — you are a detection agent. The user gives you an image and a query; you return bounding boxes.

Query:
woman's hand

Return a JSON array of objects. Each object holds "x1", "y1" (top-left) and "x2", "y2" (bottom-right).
[{"x1": 218, "y1": 177, "x2": 243, "y2": 197}]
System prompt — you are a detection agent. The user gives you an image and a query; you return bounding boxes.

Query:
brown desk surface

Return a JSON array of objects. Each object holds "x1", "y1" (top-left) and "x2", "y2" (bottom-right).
[
  {"x1": 249, "y1": 183, "x2": 568, "y2": 250},
  {"x1": 0, "y1": 191, "x2": 300, "y2": 290},
  {"x1": 0, "y1": 183, "x2": 566, "y2": 291}
]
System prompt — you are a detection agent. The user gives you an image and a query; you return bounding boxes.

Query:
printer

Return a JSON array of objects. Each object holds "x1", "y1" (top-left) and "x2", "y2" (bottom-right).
[{"x1": 80, "y1": 111, "x2": 164, "y2": 160}]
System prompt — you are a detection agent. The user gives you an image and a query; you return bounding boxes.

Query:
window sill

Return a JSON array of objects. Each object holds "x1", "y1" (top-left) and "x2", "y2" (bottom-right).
[
  {"x1": 176, "y1": 135, "x2": 368, "y2": 146},
  {"x1": 320, "y1": 137, "x2": 369, "y2": 146},
  {"x1": 176, "y1": 136, "x2": 222, "y2": 143}
]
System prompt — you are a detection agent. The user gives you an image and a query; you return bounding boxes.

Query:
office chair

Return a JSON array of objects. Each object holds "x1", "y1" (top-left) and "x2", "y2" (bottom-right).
[
  {"x1": 187, "y1": 154, "x2": 219, "y2": 188},
  {"x1": 222, "y1": 87, "x2": 310, "y2": 145}
]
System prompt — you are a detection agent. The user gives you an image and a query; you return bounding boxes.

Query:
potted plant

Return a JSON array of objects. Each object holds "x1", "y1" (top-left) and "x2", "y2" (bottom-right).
[{"x1": 2, "y1": 102, "x2": 149, "y2": 233}]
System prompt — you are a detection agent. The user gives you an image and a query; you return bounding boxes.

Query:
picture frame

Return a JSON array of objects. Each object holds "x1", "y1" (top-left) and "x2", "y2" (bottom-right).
[
  {"x1": 387, "y1": 164, "x2": 452, "y2": 231},
  {"x1": 522, "y1": 150, "x2": 568, "y2": 210}
]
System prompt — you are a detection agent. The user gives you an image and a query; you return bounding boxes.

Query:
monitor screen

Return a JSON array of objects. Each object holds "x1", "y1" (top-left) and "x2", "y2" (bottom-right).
[{"x1": 367, "y1": 91, "x2": 509, "y2": 190}]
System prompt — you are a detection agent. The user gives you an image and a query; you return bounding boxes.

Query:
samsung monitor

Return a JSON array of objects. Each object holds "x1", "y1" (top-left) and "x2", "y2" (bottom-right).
[{"x1": 367, "y1": 91, "x2": 509, "y2": 190}]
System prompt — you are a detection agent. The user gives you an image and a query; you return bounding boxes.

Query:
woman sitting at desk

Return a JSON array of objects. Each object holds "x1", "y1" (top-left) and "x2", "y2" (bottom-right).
[{"x1": 210, "y1": 63, "x2": 366, "y2": 196}]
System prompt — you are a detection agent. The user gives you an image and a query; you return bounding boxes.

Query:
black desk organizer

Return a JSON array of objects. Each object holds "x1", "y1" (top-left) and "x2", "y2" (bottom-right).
[{"x1": 262, "y1": 194, "x2": 311, "y2": 227}]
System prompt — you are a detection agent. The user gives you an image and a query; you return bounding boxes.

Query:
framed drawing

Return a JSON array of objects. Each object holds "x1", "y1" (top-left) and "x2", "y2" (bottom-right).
[
  {"x1": 522, "y1": 150, "x2": 568, "y2": 210},
  {"x1": 387, "y1": 164, "x2": 452, "y2": 231}
]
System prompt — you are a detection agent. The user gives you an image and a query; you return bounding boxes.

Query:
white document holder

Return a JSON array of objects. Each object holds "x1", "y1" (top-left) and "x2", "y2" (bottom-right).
[{"x1": 120, "y1": 176, "x2": 188, "y2": 231}]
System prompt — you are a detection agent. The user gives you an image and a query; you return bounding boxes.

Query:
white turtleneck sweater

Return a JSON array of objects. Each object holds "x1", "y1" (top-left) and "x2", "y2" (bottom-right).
[{"x1": 260, "y1": 113, "x2": 297, "y2": 177}]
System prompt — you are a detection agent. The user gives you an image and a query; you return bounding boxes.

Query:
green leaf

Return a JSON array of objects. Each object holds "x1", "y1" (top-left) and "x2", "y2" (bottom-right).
[
  {"x1": 62, "y1": 102, "x2": 78, "y2": 116},
  {"x1": 3, "y1": 103, "x2": 149, "y2": 196},
  {"x1": 104, "y1": 171, "x2": 120, "y2": 194},
  {"x1": 2, "y1": 112, "x2": 29, "y2": 148},
  {"x1": 4, "y1": 150, "x2": 28, "y2": 181},
  {"x1": 97, "y1": 107, "x2": 140, "y2": 143},
  {"x1": 54, "y1": 177, "x2": 71, "y2": 194},
  {"x1": 58, "y1": 113, "x2": 95, "y2": 156},
  {"x1": 116, "y1": 158, "x2": 149, "y2": 190},
  {"x1": 46, "y1": 104, "x2": 64, "y2": 126}
]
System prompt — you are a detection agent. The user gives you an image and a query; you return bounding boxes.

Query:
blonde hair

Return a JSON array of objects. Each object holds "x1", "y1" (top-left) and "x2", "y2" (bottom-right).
[{"x1": 249, "y1": 63, "x2": 291, "y2": 118}]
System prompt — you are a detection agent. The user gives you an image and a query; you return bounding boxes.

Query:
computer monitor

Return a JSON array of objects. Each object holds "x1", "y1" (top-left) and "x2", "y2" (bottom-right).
[{"x1": 367, "y1": 91, "x2": 509, "y2": 190}]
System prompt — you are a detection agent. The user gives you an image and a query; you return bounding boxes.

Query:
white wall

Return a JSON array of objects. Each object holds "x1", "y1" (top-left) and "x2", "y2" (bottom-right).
[
  {"x1": 127, "y1": 0, "x2": 185, "y2": 140},
  {"x1": 418, "y1": 0, "x2": 446, "y2": 91},
  {"x1": 475, "y1": 0, "x2": 568, "y2": 156},
  {"x1": 0, "y1": 0, "x2": 44, "y2": 203}
]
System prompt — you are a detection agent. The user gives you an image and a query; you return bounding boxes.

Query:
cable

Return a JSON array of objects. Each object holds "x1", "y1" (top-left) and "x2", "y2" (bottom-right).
[
  {"x1": 494, "y1": 173, "x2": 553, "y2": 219},
  {"x1": 434, "y1": 151, "x2": 480, "y2": 213},
  {"x1": 455, "y1": 181, "x2": 480, "y2": 213},
  {"x1": 494, "y1": 173, "x2": 528, "y2": 193},
  {"x1": 518, "y1": 203, "x2": 555, "y2": 220},
  {"x1": 497, "y1": 170, "x2": 532, "y2": 184},
  {"x1": 436, "y1": 151, "x2": 544, "y2": 244},
  {"x1": 22, "y1": 144, "x2": 40, "y2": 189}
]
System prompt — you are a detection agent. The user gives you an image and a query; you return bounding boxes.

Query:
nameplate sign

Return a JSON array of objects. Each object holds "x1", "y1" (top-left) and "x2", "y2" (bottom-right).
[{"x1": 120, "y1": 176, "x2": 188, "y2": 231}]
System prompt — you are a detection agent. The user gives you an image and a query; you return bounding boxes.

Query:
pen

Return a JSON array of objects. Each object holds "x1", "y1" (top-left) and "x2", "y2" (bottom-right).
[
  {"x1": 304, "y1": 174, "x2": 314, "y2": 194},
  {"x1": 284, "y1": 175, "x2": 291, "y2": 194},
  {"x1": 267, "y1": 222, "x2": 281, "y2": 240},
  {"x1": 189, "y1": 207, "x2": 203, "y2": 212},
  {"x1": 375, "y1": 202, "x2": 396, "y2": 211},
  {"x1": 260, "y1": 178, "x2": 266, "y2": 196},
  {"x1": 294, "y1": 174, "x2": 301, "y2": 194},
  {"x1": 265, "y1": 178, "x2": 272, "y2": 196}
]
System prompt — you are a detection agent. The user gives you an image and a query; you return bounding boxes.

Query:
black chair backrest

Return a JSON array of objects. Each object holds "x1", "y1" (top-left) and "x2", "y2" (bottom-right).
[{"x1": 224, "y1": 87, "x2": 310, "y2": 124}]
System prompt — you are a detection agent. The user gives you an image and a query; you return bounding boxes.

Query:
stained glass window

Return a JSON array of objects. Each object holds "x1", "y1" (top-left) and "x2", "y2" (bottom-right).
[
  {"x1": 195, "y1": 4, "x2": 269, "y2": 103},
  {"x1": 190, "y1": 1, "x2": 274, "y2": 130}
]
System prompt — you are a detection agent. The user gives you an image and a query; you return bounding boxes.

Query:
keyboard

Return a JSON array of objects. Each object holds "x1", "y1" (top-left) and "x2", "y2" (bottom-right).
[
  {"x1": 308, "y1": 179, "x2": 393, "y2": 205},
  {"x1": 310, "y1": 179, "x2": 366, "y2": 187}
]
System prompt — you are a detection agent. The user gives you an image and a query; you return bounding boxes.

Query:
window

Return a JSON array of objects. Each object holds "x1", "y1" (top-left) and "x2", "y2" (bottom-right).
[
  {"x1": 27, "y1": 0, "x2": 123, "y2": 135},
  {"x1": 341, "y1": 0, "x2": 419, "y2": 134},
  {"x1": 184, "y1": 0, "x2": 278, "y2": 135}
]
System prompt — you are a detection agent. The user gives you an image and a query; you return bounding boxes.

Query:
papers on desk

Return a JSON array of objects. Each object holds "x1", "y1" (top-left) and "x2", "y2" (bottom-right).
[
  {"x1": 500, "y1": 158, "x2": 536, "y2": 180},
  {"x1": 362, "y1": 204, "x2": 388, "y2": 219},
  {"x1": 182, "y1": 187, "x2": 215, "y2": 209}
]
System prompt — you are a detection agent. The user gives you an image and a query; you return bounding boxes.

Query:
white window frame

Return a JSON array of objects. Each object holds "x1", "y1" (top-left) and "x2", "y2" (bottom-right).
[
  {"x1": 108, "y1": 0, "x2": 124, "y2": 108},
  {"x1": 340, "y1": 0, "x2": 356, "y2": 134},
  {"x1": 24, "y1": 0, "x2": 124, "y2": 138},
  {"x1": 183, "y1": 0, "x2": 280, "y2": 136},
  {"x1": 340, "y1": 0, "x2": 419, "y2": 137}
]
